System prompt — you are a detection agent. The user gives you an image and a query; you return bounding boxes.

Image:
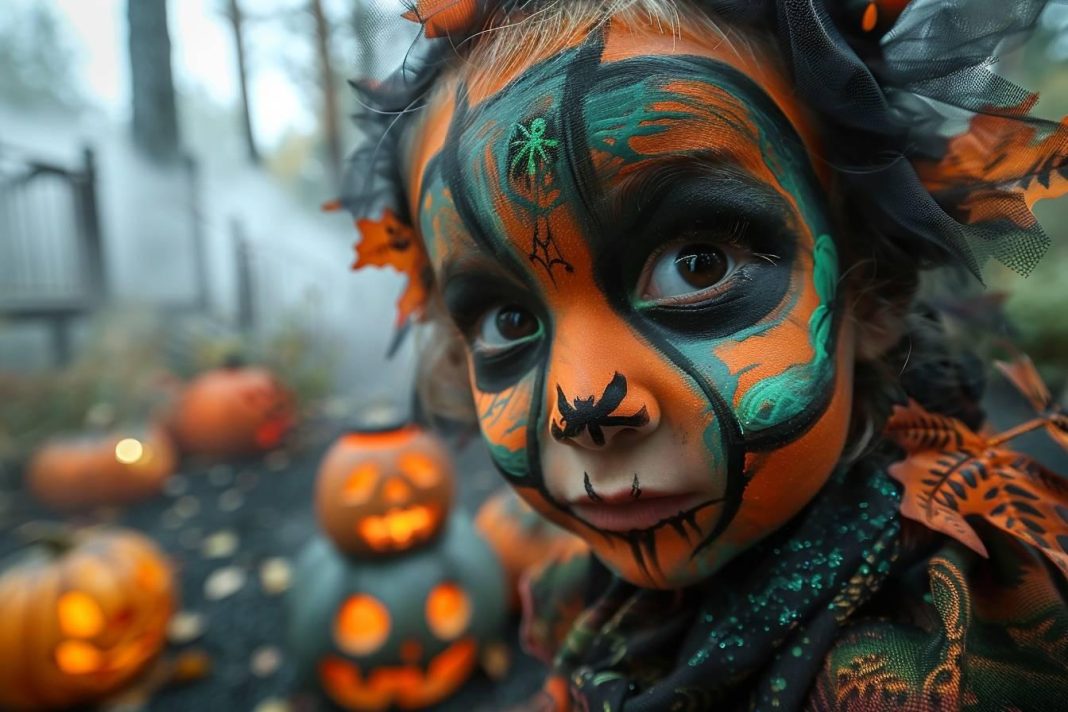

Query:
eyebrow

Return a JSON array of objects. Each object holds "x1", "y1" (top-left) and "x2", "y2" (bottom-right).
[{"x1": 598, "y1": 154, "x2": 798, "y2": 237}]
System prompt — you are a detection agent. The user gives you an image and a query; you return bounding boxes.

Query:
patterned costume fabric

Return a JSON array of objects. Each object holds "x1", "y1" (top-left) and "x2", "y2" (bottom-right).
[{"x1": 523, "y1": 449, "x2": 1068, "y2": 710}]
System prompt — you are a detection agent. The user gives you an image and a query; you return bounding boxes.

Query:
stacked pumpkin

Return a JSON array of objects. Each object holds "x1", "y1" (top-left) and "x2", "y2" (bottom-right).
[{"x1": 288, "y1": 423, "x2": 506, "y2": 711}]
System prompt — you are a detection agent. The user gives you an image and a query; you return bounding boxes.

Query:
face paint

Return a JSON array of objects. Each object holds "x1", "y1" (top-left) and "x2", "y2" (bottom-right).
[{"x1": 408, "y1": 18, "x2": 856, "y2": 588}]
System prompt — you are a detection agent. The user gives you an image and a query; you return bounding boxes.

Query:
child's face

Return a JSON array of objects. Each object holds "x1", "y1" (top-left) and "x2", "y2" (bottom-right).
[{"x1": 407, "y1": 21, "x2": 857, "y2": 588}]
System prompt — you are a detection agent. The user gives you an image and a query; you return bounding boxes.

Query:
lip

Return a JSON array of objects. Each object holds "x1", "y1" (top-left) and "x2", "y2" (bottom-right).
[{"x1": 569, "y1": 491, "x2": 710, "y2": 533}]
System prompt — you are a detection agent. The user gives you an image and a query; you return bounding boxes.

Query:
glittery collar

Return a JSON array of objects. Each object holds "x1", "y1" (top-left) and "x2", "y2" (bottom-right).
[{"x1": 544, "y1": 457, "x2": 905, "y2": 711}]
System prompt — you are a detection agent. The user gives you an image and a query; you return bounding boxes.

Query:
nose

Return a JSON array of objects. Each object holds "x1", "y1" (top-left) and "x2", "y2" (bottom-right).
[{"x1": 550, "y1": 372, "x2": 660, "y2": 450}]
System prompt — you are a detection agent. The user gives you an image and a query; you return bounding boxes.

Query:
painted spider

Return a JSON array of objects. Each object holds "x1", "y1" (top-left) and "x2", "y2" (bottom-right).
[{"x1": 509, "y1": 117, "x2": 559, "y2": 178}]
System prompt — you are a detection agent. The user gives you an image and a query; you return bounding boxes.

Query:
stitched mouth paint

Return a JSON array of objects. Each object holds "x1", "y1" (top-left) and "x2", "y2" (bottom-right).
[{"x1": 408, "y1": 18, "x2": 855, "y2": 588}]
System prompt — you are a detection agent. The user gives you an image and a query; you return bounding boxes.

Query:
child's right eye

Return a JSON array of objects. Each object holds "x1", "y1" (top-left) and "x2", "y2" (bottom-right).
[{"x1": 473, "y1": 304, "x2": 540, "y2": 352}]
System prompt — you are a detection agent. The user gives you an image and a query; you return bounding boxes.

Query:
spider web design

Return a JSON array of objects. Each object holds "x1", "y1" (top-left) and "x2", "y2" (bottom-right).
[
  {"x1": 506, "y1": 118, "x2": 574, "y2": 283},
  {"x1": 529, "y1": 218, "x2": 573, "y2": 283}
]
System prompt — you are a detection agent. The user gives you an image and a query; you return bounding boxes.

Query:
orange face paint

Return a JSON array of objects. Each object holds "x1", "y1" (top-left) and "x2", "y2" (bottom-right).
[{"x1": 408, "y1": 19, "x2": 854, "y2": 588}]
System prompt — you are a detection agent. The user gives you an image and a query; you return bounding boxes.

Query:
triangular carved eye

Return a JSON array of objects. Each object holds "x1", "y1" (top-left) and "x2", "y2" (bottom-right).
[
  {"x1": 398, "y1": 452, "x2": 440, "y2": 488},
  {"x1": 335, "y1": 594, "x2": 390, "y2": 655},
  {"x1": 425, "y1": 583, "x2": 471, "y2": 641},
  {"x1": 343, "y1": 463, "x2": 379, "y2": 504}
]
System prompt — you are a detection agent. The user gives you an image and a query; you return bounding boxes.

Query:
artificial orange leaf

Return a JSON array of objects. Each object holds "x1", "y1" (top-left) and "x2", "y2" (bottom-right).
[
  {"x1": 995, "y1": 355, "x2": 1068, "y2": 454},
  {"x1": 885, "y1": 399, "x2": 1068, "y2": 580},
  {"x1": 353, "y1": 209, "x2": 429, "y2": 327},
  {"x1": 916, "y1": 97, "x2": 1068, "y2": 227},
  {"x1": 401, "y1": 0, "x2": 480, "y2": 39}
]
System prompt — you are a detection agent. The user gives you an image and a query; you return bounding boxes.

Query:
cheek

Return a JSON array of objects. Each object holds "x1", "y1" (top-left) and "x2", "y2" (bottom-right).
[
  {"x1": 722, "y1": 319, "x2": 855, "y2": 549},
  {"x1": 472, "y1": 369, "x2": 538, "y2": 482}
]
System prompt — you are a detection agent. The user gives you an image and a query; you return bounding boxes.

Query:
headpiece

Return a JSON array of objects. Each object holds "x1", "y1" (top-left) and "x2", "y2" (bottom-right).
[{"x1": 338, "y1": 0, "x2": 1068, "y2": 334}]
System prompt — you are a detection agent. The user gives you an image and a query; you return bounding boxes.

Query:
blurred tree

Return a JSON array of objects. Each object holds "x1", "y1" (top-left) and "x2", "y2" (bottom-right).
[
  {"x1": 225, "y1": 0, "x2": 261, "y2": 164},
  {"x1": 311, "y1": 0, "x2": 343, "y2": 188},
  {"x1": 0, "y1": 2, "x2": 83, "y2": 110},
  {"x1": 127, "y1": 0, "x2": 181, "y2": 161}
]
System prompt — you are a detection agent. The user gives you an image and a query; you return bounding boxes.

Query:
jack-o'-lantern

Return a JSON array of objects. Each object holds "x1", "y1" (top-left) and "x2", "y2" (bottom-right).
[
  {"x1": 288, "y1": 514, "x2": 506, "y2": 711},
  {"x1": 475, "y1": 487, "x2": 587, "y2": 610},
  {"x1": 0, "y1": 527, "x2": 176, "y2": 711},
  {"x1": 27, "y1": 426, "x2": 177, "y2": 512},
  {"x1": 167, "y1": 360, "x2": 294, "y2": 460},
  {"x1": 314, "y1": 424, "x2": 454, "y2": 557}
]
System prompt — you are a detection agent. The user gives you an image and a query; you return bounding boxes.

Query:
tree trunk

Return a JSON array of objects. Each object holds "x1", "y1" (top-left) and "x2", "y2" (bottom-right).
[
  {"x1": 127, "y1": 0, "x2": 180, "y2": 161},
  {"x1": 310, "y1": 0, "x2": 342, "y2": 188},
  {"x1": 226, "y1": 0, "x2": 259, "y2": 164}
]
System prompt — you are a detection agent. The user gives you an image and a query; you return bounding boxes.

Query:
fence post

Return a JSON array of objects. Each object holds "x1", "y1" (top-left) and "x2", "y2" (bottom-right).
[
  {"x1": 80, "y1": 146, "x2": 106, "y2": 305},
  {"x1": 232, "y1": 218, "x2": 255, "y2": 333},
  {"x1": 184, "y1": 153, "x2": 211, "y2": 312}
]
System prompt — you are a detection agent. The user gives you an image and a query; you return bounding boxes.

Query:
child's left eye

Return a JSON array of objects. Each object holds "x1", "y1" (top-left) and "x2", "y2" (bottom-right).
[{"x1": 638, "y1": 239, "x2": 750, "y2": 304}]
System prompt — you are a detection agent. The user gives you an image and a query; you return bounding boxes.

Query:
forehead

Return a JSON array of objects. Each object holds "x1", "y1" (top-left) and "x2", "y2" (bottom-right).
[{"x1": 406, "y1": 18, "x2": 826, "y2": 278}]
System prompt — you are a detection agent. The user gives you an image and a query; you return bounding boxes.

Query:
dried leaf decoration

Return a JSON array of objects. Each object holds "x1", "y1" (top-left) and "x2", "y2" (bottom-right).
[
  {"x1": 352, "y1": 208, "x2": 429, "y2": 328},
  {"x1": 916, "y1": 96, "x2": 1068, "y2": 228},
  {"x1": 995, "y1": 354, "x2": 1068, "y2": 453},
  {"x1": 884, "y1": 399, "x2": 1068, "y2": 580},
  {"x1": 401, "y1": 0, "x2": 481, "y2": 39}
]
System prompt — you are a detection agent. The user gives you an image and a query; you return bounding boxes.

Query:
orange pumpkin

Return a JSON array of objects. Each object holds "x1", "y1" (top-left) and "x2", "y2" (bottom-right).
[
  {"x1": 475, "y1": 488, "x2": 587, "y2": 610},
  {"x1": 168, "y1": 362, "x2": 294, "y2": 460},
  {"x1": 0, "y1": 527, "x2": 176, "y2": 711},
  {"x1": 314, "y1": 424, "x2": 454, "y2": 557},
  {"x1": 27, "y1": 426, "x2": 176, "y2": 512}
]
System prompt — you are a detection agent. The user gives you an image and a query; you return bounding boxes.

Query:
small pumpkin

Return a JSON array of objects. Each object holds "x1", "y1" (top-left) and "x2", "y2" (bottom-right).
[
  {"x1": 288, "y1": 514, "x2": 506, "y2": 711},
  {"x1": 27, "y1": 426, "x2": 176, "y2": 512},
  {"x1": 168, "y1": 361, "x2": 294, "y2": 460},
  {"x1": 314, "y1": 424, "x2": 454, "y2": 557},
  {"x1": 0, "y1": 527, "x2": 176, "y2": 711},
  {"x1": 475, "y1": 487, "x2": 587, "y2": 610}
]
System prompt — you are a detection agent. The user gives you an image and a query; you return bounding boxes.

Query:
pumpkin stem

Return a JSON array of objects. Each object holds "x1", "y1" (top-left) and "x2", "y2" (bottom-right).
[
  {"x1": 16, "y1": 521, "x2": 78, "y2": 555},
  {"x1": 222, "y1": 352, "x2": 247, "y2": 369}
]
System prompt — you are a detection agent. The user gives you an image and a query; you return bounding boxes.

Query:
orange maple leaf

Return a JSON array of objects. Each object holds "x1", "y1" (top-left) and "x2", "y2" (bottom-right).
[
  {"x1": 401, "y1": 0, "x2": 480, "y2": 38},
  {"x1": 916, "y1": 97, "x2": 1068, "y2": 228},
  {"x1": 885, "y1": 399, "x2": 1068, "y2": 580},
  {"x1": 353, "y1": 209, "x2": 429, "y2": 328}
]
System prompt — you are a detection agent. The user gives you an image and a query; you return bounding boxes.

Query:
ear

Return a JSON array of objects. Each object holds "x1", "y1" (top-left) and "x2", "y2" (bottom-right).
[{"x1": 847, "y1": 287, "x2": 909, "y2": 363}]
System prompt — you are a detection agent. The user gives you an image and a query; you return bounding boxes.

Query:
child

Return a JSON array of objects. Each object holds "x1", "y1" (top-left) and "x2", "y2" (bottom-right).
[{"x1": 342, "y1": 0, "x2": 1068, "y2": 709}]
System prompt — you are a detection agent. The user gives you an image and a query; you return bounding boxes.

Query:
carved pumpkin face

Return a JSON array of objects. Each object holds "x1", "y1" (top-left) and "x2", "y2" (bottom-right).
[
  {"x1": 27, "y1": 426, "x2": 177, "y2": 512},
  {"x1": 0, "y1": 528, "x2": 176, "y2": 711},
  {"x1": 315, "y1": 426, "x2": 454, "y2": 557},
  {"x1": 168, "y1": 364, "x2": 294, "y2": 460},
  {"x1": 288, "y1": 514, "x2": 506, "y2": 711}
]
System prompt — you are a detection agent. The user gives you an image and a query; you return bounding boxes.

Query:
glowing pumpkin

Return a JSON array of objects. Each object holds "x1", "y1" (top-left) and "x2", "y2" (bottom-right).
[
  {"x1": 475, "y1": 487, "x2": 588, "y2": 610},
  {"x1": 168, "y1": 362, "x2": 294, "y2": 460},
  {"x1": 314, "y1": 424, "x2": 454, "y2": 557},
  {"x1": 288, "y1": 514, "x2": 506, "y2": 711},
  {"x1": 0, "y1": 527, "x2": 176, "y2": 711},
  {"x1": 27, "y1": 426, "x2": 177, "y2": 512}
]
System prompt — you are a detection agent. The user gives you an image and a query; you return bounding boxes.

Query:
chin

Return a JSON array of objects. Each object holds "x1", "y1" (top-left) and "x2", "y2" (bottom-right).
[{"x1": 594, "y1": 539, "x2": 737, "y2": 590}]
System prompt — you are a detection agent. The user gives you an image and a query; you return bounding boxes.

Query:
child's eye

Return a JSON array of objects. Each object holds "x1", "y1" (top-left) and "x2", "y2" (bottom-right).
[
  {"x1": 474, "y1": 304, "x2": 540, "y2": 350},
  {"x1": 639, "y1": 239, "x2": 748, "y2": 304}
]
